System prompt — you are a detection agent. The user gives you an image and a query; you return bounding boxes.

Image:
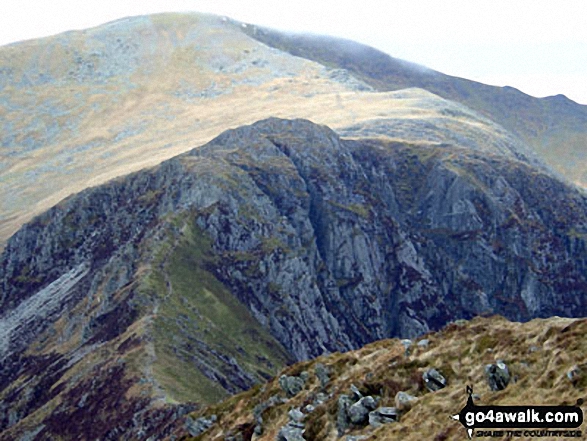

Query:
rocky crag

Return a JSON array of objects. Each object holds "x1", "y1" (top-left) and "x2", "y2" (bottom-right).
[{"x1": 1, "y1": 118, "x2": 586, "y2": 439}]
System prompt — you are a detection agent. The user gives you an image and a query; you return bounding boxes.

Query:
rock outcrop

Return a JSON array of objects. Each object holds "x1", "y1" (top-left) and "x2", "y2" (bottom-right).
[{"x1": 1, "y1": 118, "x2": 587, "y2": 439}]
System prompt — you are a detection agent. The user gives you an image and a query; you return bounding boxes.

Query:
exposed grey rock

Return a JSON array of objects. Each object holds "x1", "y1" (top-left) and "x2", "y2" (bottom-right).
[
  {"x1": 2, "y1": 117, "x2": 587, "y2": 440},
  {"x1": 314, "y1": 392, "x2": 329, "y2": 405},
  {"x1": 348, "y1": 396, "x2": 379, "y2": 425},
  {"x1": 254, "y1": 394, "x2": 287, "y2": 435},
  {"x1": 277, "y1": 423, "x2": 305, "y2": 441},
  {"x1": 336, "y1": 394, "x2": 354, "y2": 436},
  {"x1": 288, "y1": 408, "x2": 305, "y2": 423},
  {"x1": 185, "y1": 414, "x2": 217, "y2": 437},
  {"x1": 485, "y1": 361, "x2": 510, "y2": 391},
  {"x1": 417, "y1": 339, "x2": 430, "y2": 348},
  {"x1": 279, "y1": 374, "x2": 305, "y2": 398},
  {"x1": 401, "y1": 339, "x2": 412, "y2": 356},
  {"x1": 567, "y1": 365, "x2": 582, "y2": 386},
  {"x1": 369, "y1": 407, "x2": 399, "y2": 427},
  {"x1": 395, "y1": 391, "x2": 418, "y2": 411},
  {"x1": 348, "y1": 401, "x2": 370, "y2": 425},
  {"x1": 315, "y1": 363, "x2": 330, "y2": 388},
  {"x1": 423, "y1": 368, "x2": 447, "y2": 392},
  {"x1": 350, "y1": 384, "x2": 363, "y2": 401},
  {"x1": 278, "y1": 407, "x2": 306, "y2": 441}
]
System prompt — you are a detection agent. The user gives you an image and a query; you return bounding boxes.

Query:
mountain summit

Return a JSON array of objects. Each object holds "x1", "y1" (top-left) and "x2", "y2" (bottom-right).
[{"x1": 1, "y1": 12, "x2": 586, "y2": 247}]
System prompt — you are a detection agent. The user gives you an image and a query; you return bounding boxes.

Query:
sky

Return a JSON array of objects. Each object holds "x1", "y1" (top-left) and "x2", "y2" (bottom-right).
[{"x1": 1, "y1": 0, "x2": 586, "y2": 104}]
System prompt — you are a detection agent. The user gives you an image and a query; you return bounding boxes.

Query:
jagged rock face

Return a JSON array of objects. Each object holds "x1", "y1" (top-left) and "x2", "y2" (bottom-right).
[{"x1": 1, "y1": 118, "x2": 587, "y2": 438}]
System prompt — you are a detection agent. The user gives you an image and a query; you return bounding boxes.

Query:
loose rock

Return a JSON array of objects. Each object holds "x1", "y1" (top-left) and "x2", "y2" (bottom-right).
[
  {"x1": 395, "y1": 391, "x2": 418, "y2": 411},
  {"x1": 369, "y1": 407, "x2": 399, "y2": 427},
  {"x1": 485, "y1": 361, "x2": 510, "y2": 391},
  {"x1": 423, "y1": 368, "x2": 447, "y2": 392},
  {"x1": 279, "y1": 374, "x2": 305, "y2": 398}
]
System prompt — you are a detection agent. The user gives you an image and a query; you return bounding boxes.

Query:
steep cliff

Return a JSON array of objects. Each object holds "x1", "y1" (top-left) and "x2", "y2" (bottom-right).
[{"x1": 1, "y1": 118, "x2": 586, "y2": 439}]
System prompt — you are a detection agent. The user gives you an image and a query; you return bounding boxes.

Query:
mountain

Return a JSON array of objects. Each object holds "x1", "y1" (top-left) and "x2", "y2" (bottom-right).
[
  {"x1": 244, "y1": 26, "x2": 587, "y2": 187},
  {"x1": 172, "y1": 315, "x2": 587, "y2": 440},
  {"x1": 1, "y1": 12, "x2": 585, "y2": 248},
  {"x1": 1, "y1": 118, "x2": 586, "y2": 439}
]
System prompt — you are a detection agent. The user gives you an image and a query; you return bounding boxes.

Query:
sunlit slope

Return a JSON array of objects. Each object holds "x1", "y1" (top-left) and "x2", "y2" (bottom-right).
[
  {"x1": 0, "y1": 13, "x2": 541, "y2": 246},
  {"x1": 244, "y1": 26, "x2": 587, "y2": 189}
]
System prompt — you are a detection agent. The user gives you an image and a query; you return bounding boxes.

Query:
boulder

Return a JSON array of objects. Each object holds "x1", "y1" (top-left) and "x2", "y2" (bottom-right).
[
  {"x1": 336, "y1": 394, "x2": 354, "y2": 436},
  {"x1": 485, "y1": 361, "x2": 510, "y2": 391},
  {"x1": 279, "y1": 374, "x2": 305, "y2": 398},
  {"x1": 350, "y1": 384, "x2": 363, "y2": 400},
  {"x1": 395, "y1": 391, "x2": 418, "y2": 411},
  {"x1": 423, "y1": 368, "x2": 447, "y2": 392},
  {"x1": 315, "y1": 363, "x2": 330, "y2": 388},
  {"x1": 277, "y1": 424, "x2": 305, "y2": 441},
  {"x1": 369, "y1": 407, "x2": 399, "y2": 427},
  {"x1": 417, "y1": 339, "x2": 430, "y2": 348},
  {"x1": 288, "y1": 408, "x2": 305, "y2": 423}
]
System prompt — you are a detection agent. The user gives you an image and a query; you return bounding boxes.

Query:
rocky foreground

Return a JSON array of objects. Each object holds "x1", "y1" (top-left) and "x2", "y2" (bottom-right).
[{"x1": 174, "y1": 316, "x2": 587, "y2": 440}]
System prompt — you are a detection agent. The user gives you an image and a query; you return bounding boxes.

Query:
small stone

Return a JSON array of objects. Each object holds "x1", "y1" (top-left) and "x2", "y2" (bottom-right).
[
  {"x1": 567, "y1": 365, "x2": 582, "y2": 386},
  {"x1": 314, "y1": 392, "x2": 328, "y2": 405},
  {"x1": 276, "y1": 423, "x2": 305, "y2": 441},
  {"x1": 279, "y1": 374, "x2": 305, "y2": 398},
  {"x1": 336, "y1": 394, "x2": 353, "y2": 436},
  {"x1": 401, "y1": 339, "x2": 412, "y2": 348},
  {"x1": 401, "y1": 339, "x2": 412, "y2": 356},
  {"x1": 348, "y1": 401, "x2": 370, "y2": 425}
]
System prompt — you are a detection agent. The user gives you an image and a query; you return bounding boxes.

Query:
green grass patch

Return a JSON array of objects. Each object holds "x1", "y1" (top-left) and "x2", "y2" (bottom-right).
[{"x1": 151, "y1": 216, "x2": 291, "y2": 404}]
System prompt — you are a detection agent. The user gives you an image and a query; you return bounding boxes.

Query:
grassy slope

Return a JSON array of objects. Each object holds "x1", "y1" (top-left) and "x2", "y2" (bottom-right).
[
  {"x1": 142, "y1": 214, "x2": 291, "y2": 404},
  {"x1": 178, "y1": 316, "x2": 587, "y2": 440},
  {"x1": 242, "y1": 26, "x2": 587, "y2": 188},
  {"x1": 0, "y1": 13, "x2": 553, "y2": 248}
]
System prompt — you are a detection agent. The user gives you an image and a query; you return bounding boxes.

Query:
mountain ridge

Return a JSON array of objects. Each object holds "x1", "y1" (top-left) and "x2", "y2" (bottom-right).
[
  {"x1": 1, "y1": 11, "x2": 584, "y2": 248},
  {"x1": 242, "y1": 24, "x2": 587, "y2": 186},
  {"x1": 1, "y1": 118, "x2": 586, "y2": 439}
]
